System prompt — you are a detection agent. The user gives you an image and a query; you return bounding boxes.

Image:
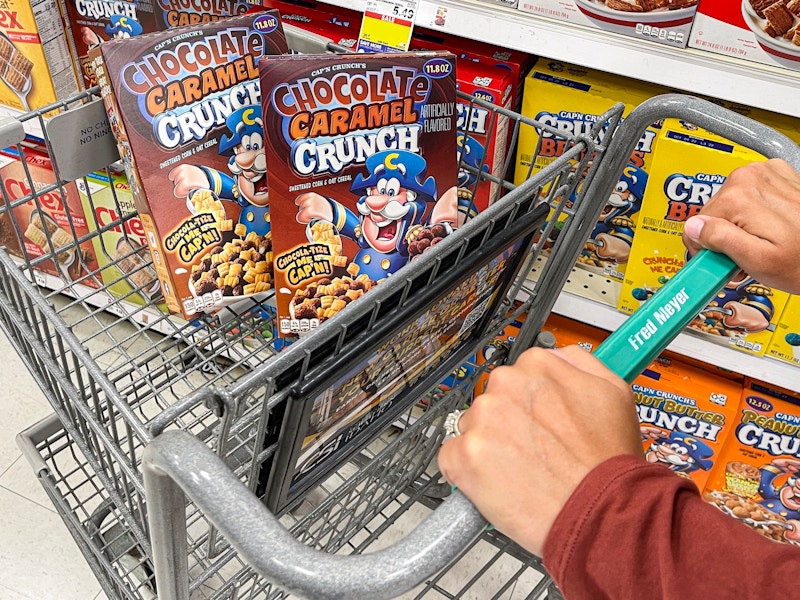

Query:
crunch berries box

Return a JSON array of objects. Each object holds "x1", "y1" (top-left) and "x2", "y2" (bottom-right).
[
  {"x1": 260, "y1": 51, "x2": 459, "y2": 337},
  {"x1": 618, "y1": 121, "x2": 790, "y2": 357},
  {"x1": 91, "y1": 12, "x2": 288, "y2": 319},
  {"x1": 703, "y1": 381, "x2": 800, "y2": 544},
  {"x1": 766, "y1": 295, "x2": 800, "y2": 368}
]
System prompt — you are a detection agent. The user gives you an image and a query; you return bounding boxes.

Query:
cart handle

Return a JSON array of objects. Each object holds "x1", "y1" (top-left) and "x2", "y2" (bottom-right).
[{"x1": 143, "y1": 94, "x2": 800, "y2": 600}]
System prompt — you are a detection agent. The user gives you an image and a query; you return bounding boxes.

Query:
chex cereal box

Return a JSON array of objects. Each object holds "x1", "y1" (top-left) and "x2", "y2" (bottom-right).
[
  {"x1": 91, "y1": 12, "x2": 288, "y2": 319},
  {"x1": 0, "y1": 0, "x2": 80, "y2": 115},
  {"x1": 618, "y1": 121, "x2": 790, "y2": 356},
  {"x1": 515, "y1": 59, "x2": 664, "y2": 283},
  {"x1": 767, "y1": 295, "x2": 800, "y2": 368},
  {"x1": 260, "y1": 51, "x2": 458, "y2": 336},
  {"x1": 518, "y1": 0, "x2": 699, "y2": 48},
  {"x1": 63, "y1": 0, "x2": 267, "y2": 88},
  {"x1": 689, "y1": 0, "x2": 800, "y2": 71},
  {"x1": 77, "y1": 168, "x2": 166, "y2": 307},
  {"x1": 702, "y1": 381, "x2": 800, "y2": 544},
  {"x1": 634, "y1": 356, "x2": 741, "y2": 490},
  {"x1": 0, "y1": 146, "x2": 100, "y2": 286}
]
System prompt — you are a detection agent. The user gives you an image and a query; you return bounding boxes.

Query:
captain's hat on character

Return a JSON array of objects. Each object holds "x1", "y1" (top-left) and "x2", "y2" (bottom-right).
[
  {"x1": 660, "y1": 431, "x2": 714, "y2": 471},
  {"x1": 351, "y1": 150, "x2": 437, "y2": 202},
  {"x1": 219, "y1": 106, "x2": 264, "y2": 155}
]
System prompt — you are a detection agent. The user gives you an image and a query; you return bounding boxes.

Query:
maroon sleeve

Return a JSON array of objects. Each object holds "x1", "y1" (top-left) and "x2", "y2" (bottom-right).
[{"x1": 542, "y1": 454, "x2": 800, "y2": 600}]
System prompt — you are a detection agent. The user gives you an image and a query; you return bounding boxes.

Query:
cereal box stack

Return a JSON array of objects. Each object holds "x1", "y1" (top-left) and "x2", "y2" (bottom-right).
[
  {"x1": 62, "y1": 0, "x2": 267, "y2": 88},
  {"x1": 260, "y1": 51, "x2": 458, "y2": 336},
  {"x1": 0, "y1": 0, "x2": 79, "y2": 118},
  {"x1": 689, "y1": 0, "x2": 800, "y2": 72},
  {"x1": 702, "y1": 381, "x2": 800, "y2": 544},
  {"x1": 515, "y1": 59, "x2": 664, "y2": 290},
  {"x1": 90, "y1": 12, "x2": 288, "y2": 319},
  {"x1": 618, "y1": 120, "x2": 791, "y2": 357}
]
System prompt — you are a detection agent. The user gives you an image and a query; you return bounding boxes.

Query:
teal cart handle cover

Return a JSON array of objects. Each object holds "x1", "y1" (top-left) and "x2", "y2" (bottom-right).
[{"x1": 593, "y1": 249, "x2": 738, "y2": 383}]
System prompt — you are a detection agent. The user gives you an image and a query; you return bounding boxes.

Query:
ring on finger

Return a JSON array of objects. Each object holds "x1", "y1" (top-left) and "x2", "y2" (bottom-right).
[{"x1": 444, "y1": 409, "x2": 464, "y2": 438}]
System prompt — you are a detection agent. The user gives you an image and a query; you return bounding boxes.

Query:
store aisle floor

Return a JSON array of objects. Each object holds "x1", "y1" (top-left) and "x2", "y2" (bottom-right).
[{"x1": 0, "y1": 331, "x2": 107, "y2": 600}]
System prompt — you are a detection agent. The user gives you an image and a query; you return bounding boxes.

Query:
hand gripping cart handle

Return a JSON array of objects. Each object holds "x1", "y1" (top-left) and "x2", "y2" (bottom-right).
[{"x1": 142, "y1": 95, "x2": 800, "y2": 600}]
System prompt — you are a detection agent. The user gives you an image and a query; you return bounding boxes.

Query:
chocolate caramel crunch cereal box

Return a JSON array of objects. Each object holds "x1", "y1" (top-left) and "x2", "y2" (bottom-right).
[
  {"x1": 618, "y1": 121, "x2": 790, "y2": 357},
  {"x1": 703, "y1": 381, "x2": 800, "y2": 544},
  {"x1": 90, "y1": 12, "x2": 287, "y2": 319},
  {"x1": 63, "y1": 0, "x2": 267, "y2": 88},
  {"x1": 260, "y1": 51, "x2": 459, "y2": 336}
]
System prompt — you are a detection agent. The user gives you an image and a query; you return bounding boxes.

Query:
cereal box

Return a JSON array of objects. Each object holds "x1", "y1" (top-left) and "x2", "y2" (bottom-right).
[
  {"x1": 766, "y1": 295, "x2": 800, "y2": 368},
  {"x1": 0, "y1": 0, "x2": 80, "y2": 115},
  {"x1": 90, "y1": 12, "x2": 288, "y2": 319},
  {"x1": 518, "y1": 0, "x2": 699, "y2": 48},
  {"x1": 516, "y1": 59, "x2": 664, "y2": 284},
  {"x1": 455, "y1": 60, "x2": 513, "y2": 215},
  {"x1": 634, "y1": 356, "x2": 741, "y2": 490},
  {"x1": 260, "y1": 51, "x2": 458, "y2": 336},
  {"x1": 259, "y1": 0, "x2": 360, "y2": 51},
  {"x1": 702, "y1": 381, "x2": 800, "y2": 544},
  {"x1": 618, "y1": 121, "x2": 791, "y2": 357},
  {"x1": 0, "y1": 146, "x2": 100, "y2": 286},
  {"x1": 76, "y1": 168, "x2": 166, "y2": 307},
  {"x1": 63, "y1": 0, "x2": 267, "y2": 88},
  {"x1": 689, "y1": 0, "x2": 800, "y2": 72}
]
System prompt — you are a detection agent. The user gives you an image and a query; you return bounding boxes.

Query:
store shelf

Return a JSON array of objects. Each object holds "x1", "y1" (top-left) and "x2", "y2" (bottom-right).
[
  {"x1": 320, "y1": 0, "x2": 800, "y2": 119},
  {"x1": 550, "y1": 265, "x2": 800, "y2": 393}
]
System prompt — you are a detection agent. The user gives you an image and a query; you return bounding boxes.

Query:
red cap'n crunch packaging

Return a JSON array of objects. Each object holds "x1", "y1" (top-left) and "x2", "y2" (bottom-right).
[
  {"x1": 702, "y1": 381, "x2": 800, "y2": 545},
  {"x1": 259, "y1": 0, "x2": 360, "y2": 50},
  {"x1": 633, "y1": 356, "x2": 741, "y2": 491}
]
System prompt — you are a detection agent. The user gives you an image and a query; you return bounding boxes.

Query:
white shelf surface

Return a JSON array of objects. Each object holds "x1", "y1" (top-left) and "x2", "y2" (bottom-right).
[{"x1": 320, "y1": 0, "x2": 800, "y2": 119}]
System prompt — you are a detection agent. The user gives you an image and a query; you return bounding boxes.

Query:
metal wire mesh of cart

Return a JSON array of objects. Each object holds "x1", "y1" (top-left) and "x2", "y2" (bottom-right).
[{"x1": 5, "y1": 32, "x2": 624, "y2": 600}]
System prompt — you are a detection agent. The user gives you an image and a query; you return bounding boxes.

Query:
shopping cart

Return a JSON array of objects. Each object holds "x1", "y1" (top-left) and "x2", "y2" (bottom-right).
[{"x1": 8, "y1": 24, "x2": 798, "y2": 600}]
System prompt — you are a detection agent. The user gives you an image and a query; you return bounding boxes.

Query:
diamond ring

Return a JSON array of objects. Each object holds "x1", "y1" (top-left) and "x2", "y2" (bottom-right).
[{"x1": 444, "y1": 410, "x2": 464, "y2": 438}]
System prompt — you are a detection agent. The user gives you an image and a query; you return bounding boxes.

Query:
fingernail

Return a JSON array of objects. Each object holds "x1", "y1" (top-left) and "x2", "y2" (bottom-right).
[{"x1": 684, "y1": 215, "x2": 707, "y2": 242}]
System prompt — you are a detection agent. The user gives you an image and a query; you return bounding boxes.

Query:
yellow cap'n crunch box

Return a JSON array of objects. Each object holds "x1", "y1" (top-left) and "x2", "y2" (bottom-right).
[
  {"x1": 634, "y1": 356, "x2": 741, "y2": 491},
  {"x1": 0, "y1": 0, "x2": 80, "y2": 116},
  {"x1": 703, "y1": 381, "x2": 800, "y2": 545},
  {"x1": 515, "y1": 59, "x2": 664, "y2": 285},
  {"x1": 767, "y1": 295, "x2": 800, "y2": 368},
  {"x1": 618, "y1": 121, "x2": 791, "y2": 357}
]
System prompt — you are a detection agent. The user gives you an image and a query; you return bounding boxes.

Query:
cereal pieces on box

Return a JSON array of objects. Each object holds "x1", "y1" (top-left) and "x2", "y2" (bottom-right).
[{"x1": 190, "y1": 233, "x2": 273, "y2": 298}]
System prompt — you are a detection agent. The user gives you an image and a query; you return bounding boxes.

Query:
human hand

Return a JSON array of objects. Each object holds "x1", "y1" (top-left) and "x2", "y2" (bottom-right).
[
  {"x1": 437, "y1": 345, "x2": 642, "y2": 557},
  {"x1": 682, "y1": 158, "x2": 800, "y2": 294}
]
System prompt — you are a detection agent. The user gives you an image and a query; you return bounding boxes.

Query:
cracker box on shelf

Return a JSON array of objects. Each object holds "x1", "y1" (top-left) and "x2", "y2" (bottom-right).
[
  {"x1": 63, "y1": 0, "x2": 267, "y2": 88},
  {"x1": 260, "y1": 51, "x2": 458, "y2": 337},
  {"x1": 518, "y1": 0, "x2": 700, "y2": 48},
  {"x1": 0, "y1": 0, "x2": 80, "y2": 115},
  {"x1": 90, "y1": 11, "x2": 289, "y2": 319},
  {"x1": 702, "y1": 381, "x2": 800, "y2": 545},
  {"x1": 0, "y1": 146, "x2": 100, "y2": 286},
  {"x1": 689, "y1": 0, "x2": 800, "y2": 71},
  {"x1": 766, "y1": 295, "x2": 800, "y2": 368},
  {"x1": 634, "y1": 355, "x2": 742, "y2": 491},
  {"x1": 76, "y1": 168, "x2": 166, "y2": 309},
  {"x1": 515, "y1": 59, "x2": 664, "y2": 288},
  {"x1": 618, "y1": 120, "x2": 791, "y2": 357}
]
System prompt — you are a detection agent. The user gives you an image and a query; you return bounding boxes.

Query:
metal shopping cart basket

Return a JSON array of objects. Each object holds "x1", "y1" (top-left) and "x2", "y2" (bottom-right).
[{"x1": 8, "y1": 24, "x2": 799, "y2": 600}]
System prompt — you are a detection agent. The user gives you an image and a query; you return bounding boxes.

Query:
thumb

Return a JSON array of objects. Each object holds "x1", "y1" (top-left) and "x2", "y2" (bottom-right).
[{"x1": 683, "y1": 214, "x2": 758, "y2": 261}]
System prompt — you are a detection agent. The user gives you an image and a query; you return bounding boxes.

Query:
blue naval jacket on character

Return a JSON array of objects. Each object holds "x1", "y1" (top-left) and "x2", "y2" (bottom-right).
[
  {"x1": 324, "y1": 151, "x2": 435, "y2": 281},
  {"x1": 759, "y1": 464, "x2": 800, "y2": 519},
  {"x1": 589, "y1": 164, "x2": 647, "y2": 246},
  {"x1": 195, "y1": 106, "x2": 271, "y2": 236}
]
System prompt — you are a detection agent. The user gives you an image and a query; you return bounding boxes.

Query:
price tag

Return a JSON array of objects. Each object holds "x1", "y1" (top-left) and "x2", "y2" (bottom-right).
[{"x1": 357, "y1": 0, "x2": 419, "y2": 53}]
